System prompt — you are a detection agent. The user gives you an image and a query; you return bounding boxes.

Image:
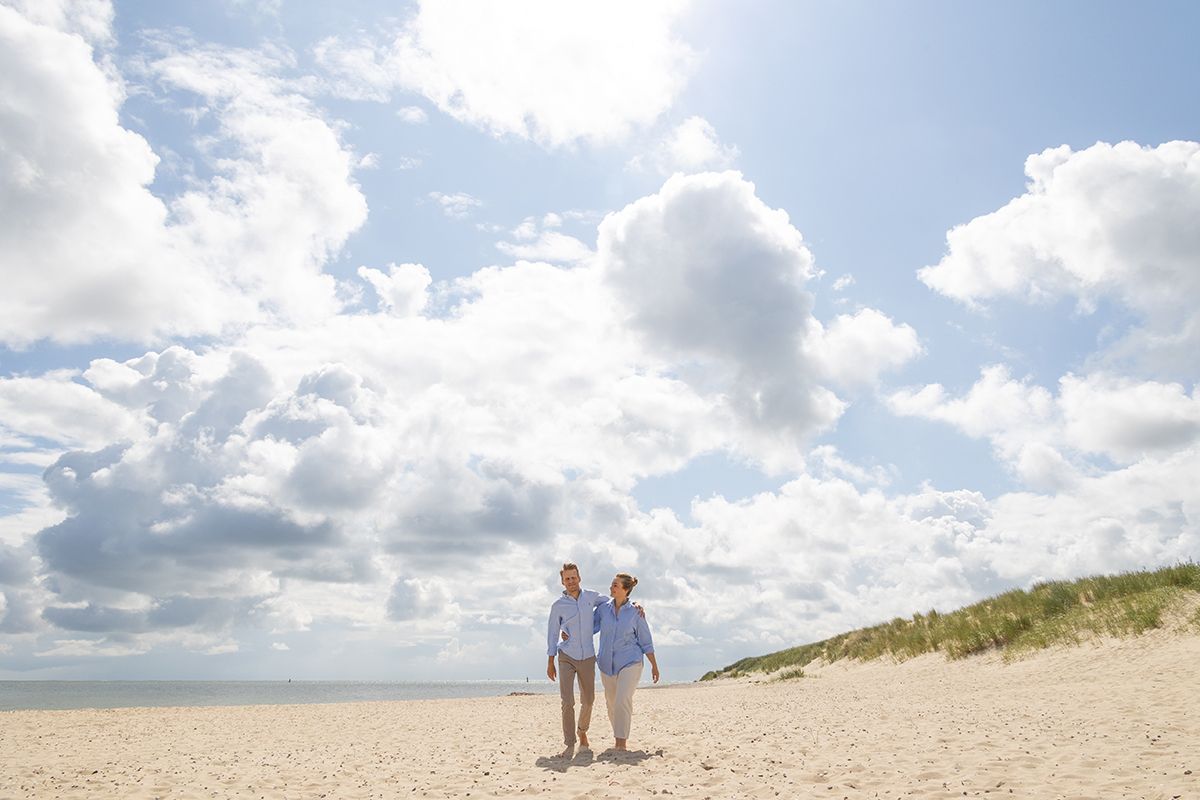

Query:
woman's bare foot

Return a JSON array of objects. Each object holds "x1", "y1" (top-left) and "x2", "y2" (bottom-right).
[{"x1": 578, "y1": 731, "x2": 590, "y2": 749}]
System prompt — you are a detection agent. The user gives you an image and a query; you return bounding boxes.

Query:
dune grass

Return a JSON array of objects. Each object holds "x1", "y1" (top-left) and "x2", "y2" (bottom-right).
[{"x1": 700, "y1": 563, "x2": 1200, "y2": 681}]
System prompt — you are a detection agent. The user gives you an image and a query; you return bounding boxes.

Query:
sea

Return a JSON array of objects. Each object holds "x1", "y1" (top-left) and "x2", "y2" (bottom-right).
[{"x1": 0, "y1": 680, "x2": 559, "y2": 712}]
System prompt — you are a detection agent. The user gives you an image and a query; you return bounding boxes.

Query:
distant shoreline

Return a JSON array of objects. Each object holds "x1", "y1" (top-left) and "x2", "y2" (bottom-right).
[{"x1": 0, "y1": 679, "x2": 562, "y2": 712}]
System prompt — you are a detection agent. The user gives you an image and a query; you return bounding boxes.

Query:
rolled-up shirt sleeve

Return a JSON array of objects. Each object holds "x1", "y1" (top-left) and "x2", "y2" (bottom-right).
[{"x1": 635, "y1": 613, "x2": 654, "y2": 655}]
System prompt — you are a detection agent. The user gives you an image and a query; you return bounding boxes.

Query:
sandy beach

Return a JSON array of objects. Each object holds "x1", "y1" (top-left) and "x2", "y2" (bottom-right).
[{"x1": 3, "y1": 630, "x2": 1197, "y2": 799}]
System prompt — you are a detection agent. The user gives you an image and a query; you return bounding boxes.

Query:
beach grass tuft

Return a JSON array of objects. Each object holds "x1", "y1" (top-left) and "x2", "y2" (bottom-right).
[{"x1": 699, "y1": 563, "x2": 1200, "y2": 681}]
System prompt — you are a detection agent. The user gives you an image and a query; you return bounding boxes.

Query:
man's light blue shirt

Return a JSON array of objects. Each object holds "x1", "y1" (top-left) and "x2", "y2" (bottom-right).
[
  {"x1": 547, "y1": 588, "x2": 605, "y2": 660},
  {"x1": 594, "y1": 598, "x2": 654, "y2": 677}
]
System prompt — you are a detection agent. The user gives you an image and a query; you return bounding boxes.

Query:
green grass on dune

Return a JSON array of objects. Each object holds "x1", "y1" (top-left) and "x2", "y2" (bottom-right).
[{"x1": 700, "y1": 563, "x2": 1200, "y2": 681}]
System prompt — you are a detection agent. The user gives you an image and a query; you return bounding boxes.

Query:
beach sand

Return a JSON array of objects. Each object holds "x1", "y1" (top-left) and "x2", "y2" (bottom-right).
[{"x1": 2, "y1": 630, "x2": 1197, "y2": 799}]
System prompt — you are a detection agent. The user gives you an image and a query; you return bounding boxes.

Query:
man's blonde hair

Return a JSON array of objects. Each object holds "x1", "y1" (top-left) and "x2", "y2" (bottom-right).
[{"x1": 560, "y1": 562, "x2": 580, "y2": 576}]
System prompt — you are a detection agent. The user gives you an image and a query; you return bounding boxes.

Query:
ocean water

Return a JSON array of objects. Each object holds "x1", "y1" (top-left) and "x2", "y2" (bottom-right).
[{"x1": 0, "y1": 680, "x2": 558, "y2": 712}]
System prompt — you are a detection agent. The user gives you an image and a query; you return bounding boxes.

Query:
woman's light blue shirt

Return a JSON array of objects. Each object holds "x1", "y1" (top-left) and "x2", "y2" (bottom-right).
[{"x1": 593, "y1": 598, "x2": 654, "y2": 677}]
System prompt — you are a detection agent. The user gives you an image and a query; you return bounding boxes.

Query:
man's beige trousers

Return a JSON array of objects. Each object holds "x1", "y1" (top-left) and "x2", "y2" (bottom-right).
[{"x1": 557, "y1": 652, "x2": 595, "y2": 746}]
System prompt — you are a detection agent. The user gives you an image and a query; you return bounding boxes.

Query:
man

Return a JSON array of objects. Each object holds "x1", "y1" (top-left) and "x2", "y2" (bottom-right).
[{"x1": 546, "y1": 562, "x2": 643, "y2": 757}]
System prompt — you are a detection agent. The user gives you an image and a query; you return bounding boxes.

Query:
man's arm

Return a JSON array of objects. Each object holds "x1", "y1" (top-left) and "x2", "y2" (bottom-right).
[
  {"x1": 583, "y1": 588, "x2": 646, "y2": 618},
  {"x1": 546, "y1": 606, "x2": 560, "y2": 682}
]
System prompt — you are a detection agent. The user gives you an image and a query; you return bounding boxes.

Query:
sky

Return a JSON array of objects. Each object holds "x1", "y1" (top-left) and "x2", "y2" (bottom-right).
[{"x1": 1, "y1": 0, "x2": 1198, "y2": 682}]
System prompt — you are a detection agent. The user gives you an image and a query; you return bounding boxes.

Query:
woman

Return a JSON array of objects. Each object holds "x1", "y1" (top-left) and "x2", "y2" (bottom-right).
[{"x1": 593, "y1": 572, "x2": 660, "y2": 751}]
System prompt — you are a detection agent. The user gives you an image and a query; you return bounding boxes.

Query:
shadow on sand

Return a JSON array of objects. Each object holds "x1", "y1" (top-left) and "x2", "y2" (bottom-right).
[{"x1": 536, "y1": 747, "x2": 661, "y2": 773}]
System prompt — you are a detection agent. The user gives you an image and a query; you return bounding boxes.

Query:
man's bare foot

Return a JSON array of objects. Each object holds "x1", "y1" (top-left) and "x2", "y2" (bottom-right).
[
  {"x1": 555, "y1": 744, "x2": 575, "y2": 759},
  {"x1": 615, "y1": 738, "x2": 628, "y2": 751},
  {"x1": 578, "y1": 731, "x2": 590, "y2": 749}
]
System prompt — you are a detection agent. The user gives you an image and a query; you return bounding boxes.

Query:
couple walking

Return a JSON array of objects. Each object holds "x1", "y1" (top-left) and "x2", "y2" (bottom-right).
[{"x1": 546, "y1": 562, "x2": 660, "y2": 757}]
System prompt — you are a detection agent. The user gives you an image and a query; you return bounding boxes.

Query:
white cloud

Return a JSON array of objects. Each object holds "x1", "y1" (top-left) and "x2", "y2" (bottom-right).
[
  {"x1": 0, "y1": 5, "x2": 189, "y2": 346},
  {"x1": 889, "y1": 365, "x2": 1055, "y2": 441},
  {"x1": 0, "y1": 370, "x2": 147, "y2": 449},
  {"x1": 150, "y1": 42, "x2": 368, "y2": 326},
  {"x1": 314, "y1": 0, "x2": 696, "y2": 147},
  {"x1": 890, "y1": 364, "x2": 1200, "y2": 490},
  {"x1": 0, "y1": 473, "x2": 63, "y2": 548},
  {"x1": 396, "y1": 105, "x2": 427, "y2": 124},
  {"x1": 1059, "y1": 373, "x2": 1200, "y2": 463},
  {"x1": 4, "y1": 0, "x2": 113, "y2": 44},
  {"x1": 630, "y1": 116, "x2": 739, "y2": 174},
  {"x1": 597, "y1": 172, "x2": 918, "y2": 465},
  {"x1": 809, "y1": 445, "x2": 895, "y2": 488},
  {"x1": 0, "y1": 172, "x2": 930, "y2": 671},
  {"x1": 599, "y1": 172, "x2": 816, "y2": 370},
  {"x1": 496, "y1": 232, "x2": 592, "y2": 264},
  {"x1": 496, "y1": 215, "x2": 592, "y2": 264},
  {"x1": 35, "y1": 638, "x2": 147, "y2": 658},
  {"x1": 919, "y1": 140, "x2": 1200, "y2": 373},
  {"x1": 813, "y1": 309, "x2": 923, "y2": 390},
  {"x1": 428, "y1": 190, "x2": 481, "y2": 219},
  {"x1": 357, "y1": 263, "x2": 432, "y2": 316},
  {"x1": 0, "y1": 7, "x2": 367, "y2": 347},
  {"x1": 967, "y1": 449, "x2": 1199, "y2": 584},
  {"x1": 8, "y1": 324, "x2": 1197, "y2": 672},
  {"x1": 888, "y1": 365, "x2": 1070, "y2": 489},
  {"x1": 387, "y1": 577, "x2": 458, "y2": 625}
]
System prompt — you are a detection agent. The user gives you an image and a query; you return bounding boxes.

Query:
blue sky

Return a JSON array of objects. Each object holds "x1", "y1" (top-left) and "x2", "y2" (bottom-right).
[{"x1": 1, "y1": 0, "x2": 1198, "y2": 681}]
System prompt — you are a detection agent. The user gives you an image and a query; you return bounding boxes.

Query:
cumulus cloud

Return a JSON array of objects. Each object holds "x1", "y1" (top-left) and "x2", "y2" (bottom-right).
[
  {"x1": 1059, "y1": 374, "x2": 1200, "y2": 463},
  {"x1": 966, "y1": 450, "x2": 1199, "y2": 584},
  {"x1": 149, "y1": 42, "x2": 368, "y2": 325},
  {"x1": 357, "y1": 263, "x2": 432, "y2": 316},
  {"x1": 889, "y1": 365, "x2": 1055, "y2": 441},
  {"x1": 541, "y1": 457, "x2": 1196, "y2": 665},
  {"x1": 629, "y1": 116, "x2": 740, "y2": 174},
  {"x1": 0, "y1": 6, "x2": 367, "y2": 346},
  {"x1": 597, "y1": 172, "x2": 920, "y2": 464},
  {"x1": 495, "y1": 214, "x2": 592, "y2": 264},
  {"x1": 314, "y1": 0, "x2": 696, "y2": 147},
  {"x1": 0, "y1": 4, "x2": 190, "y2": 346},
  {"x1": 1, "y1": 169, "x2": 926, "y2": 670},
  {"x1": 387, "y1": 577, "x2": 456, "y2": 622},
  {"x1": 919, "y1": 140, "x2": 1200, "y2": 374},
  {"x1": 0, "y1": 370, "x2": 147, "y2": 449},
  {"x1": 889, "y1": 365, "x2": 1073, "y2": 490},
  {"x1": 813, "y1": 309, "x2": 923, "y2": 390},
  {"x1": 8, "y1": 330, "x2": 1196, "y2": 673},
  {"x1": 890, "y1": 364, "x2": 1200, "y2": 492},
  {"x1": 13, "y1": 353, "x2": 390, "y2": 653},
  {"x1": 3, "y1": 0, "x2": 113, "y2": 44}
]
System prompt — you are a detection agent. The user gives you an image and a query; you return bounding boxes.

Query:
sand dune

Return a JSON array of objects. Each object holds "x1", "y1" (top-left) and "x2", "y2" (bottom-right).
[{"x1": 2, "y1": 630, "x2": 1198, "y2": 798}]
